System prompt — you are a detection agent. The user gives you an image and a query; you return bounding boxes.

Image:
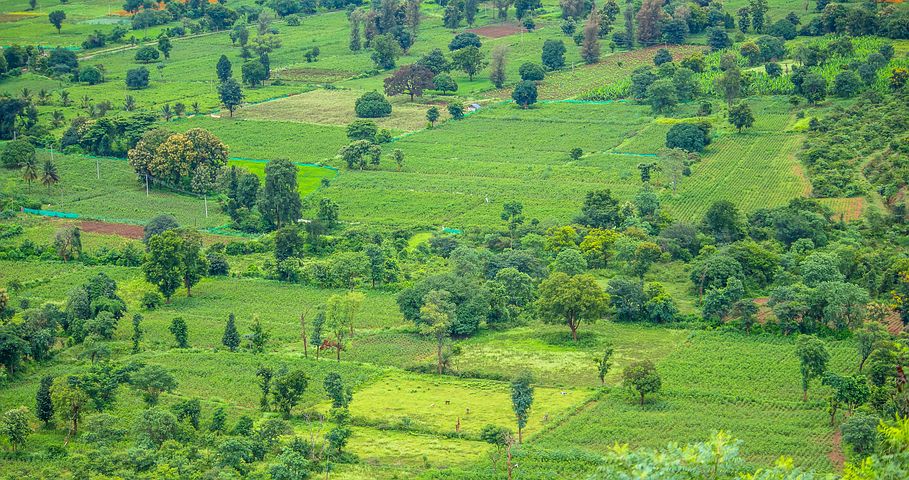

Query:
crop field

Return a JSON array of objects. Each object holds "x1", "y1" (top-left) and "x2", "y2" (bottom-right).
[{"x1": 2, "y1": 0, "x2": 903, "y2": 477}]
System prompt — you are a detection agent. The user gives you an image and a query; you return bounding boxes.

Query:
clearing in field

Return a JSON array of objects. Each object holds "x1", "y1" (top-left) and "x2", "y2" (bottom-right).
[
  {"x1": 236, "y1": 88, "x2": 449, "y2": 132},
  {"x1": 468, "y1": 23, "x2": 526, "y2": 38},
  {"x1": 340, "y1": 372, "x2": 590, "y2": 437}
]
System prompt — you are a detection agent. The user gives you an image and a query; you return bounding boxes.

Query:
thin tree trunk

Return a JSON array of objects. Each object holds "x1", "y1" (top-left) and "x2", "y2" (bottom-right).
[{"x1": 301, "y1": 313, "x2": 308, "y2": 358}]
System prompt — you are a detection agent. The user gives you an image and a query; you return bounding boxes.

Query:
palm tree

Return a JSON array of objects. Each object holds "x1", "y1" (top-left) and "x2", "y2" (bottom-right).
[
  {"x1": 161, "y1": 104, "x2": 173, "y2": 121},
  {"x1": 20, "y1": 88, "x2": 31, "y2": 103},
  {"x1": 80, "y1": 95, "x2": 93, "y2": 114},
  {"x1": 21, "y1": 157, "x2": 38, "y2": 189},
  {"x1": 59, "y1": 90, "x2": 71, "y2": 107},
  {"x1": 37, "y1": 89, "x2": 49, "y2": 105},
  {"x1": 41, "y1": 160, "x2": 59, "y2": 191},
  {"x1": 191, "y1": 102, "x2": 200, "y2": 115},
  {"x1": 51, "y1": 110, "x2": 65, "y2": 128},
  {"x1": 124, "y1": 95, "x2": 136, "y2": 112}
]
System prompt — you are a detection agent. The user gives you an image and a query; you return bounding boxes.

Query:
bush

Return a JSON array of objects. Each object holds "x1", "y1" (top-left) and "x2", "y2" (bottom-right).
[
  {"x1": 666, "y1": 122, "x2": 710, "y2": 153},
  {"x1": 1, "y1": 140, "x2": 36, "y2": 169},
  {"x1": 518, "y1": 62, "x2": 545, "y2": 82},
  {"x1": 354, "y1": 91, "x2": 392, "y2": 118},
  {"x1": 765, "y1": 62, "x2": 782, "y2": 77},
  {"x1": 78, "y1": 65, "x2": 104, "y2": 85},
  {"x1": 141, "y1": 292, "x2": 163, "y2": 310},
  {"x1": 134, "y1": 46, "x2": 160, "y2": 63},
  {"x1": 126, "y1": 67, "x2": 150, "y2": 90},
  {"x1": 285, "y1": 14, "x2": 301, "y2": 26},
  {"x1": 653, "y1": 48, "x2": 673, "y2": 66}
]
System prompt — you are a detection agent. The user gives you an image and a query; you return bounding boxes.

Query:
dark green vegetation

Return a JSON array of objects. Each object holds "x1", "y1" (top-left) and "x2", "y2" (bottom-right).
[{"x1": 3, "y1": 0, "x2": 909, "y2": 478}]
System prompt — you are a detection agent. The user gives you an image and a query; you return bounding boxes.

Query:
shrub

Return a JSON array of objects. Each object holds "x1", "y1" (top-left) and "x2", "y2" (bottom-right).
[
  {"x1": 134, "y1": 46, "x2": 160, "y2": 64},
  {"x1": 78, "y1": 65, "x2": 104, "y2": 85},
  {"x1": 354, "y1": 91, "x2": 392, "y2": 118},
  {"x1": 432, "y1": 73, "x2": 458, "y2": 94},
  {"x1": 519, "y1": 62, "x2": 545, "y2": 82},
  {"x1": 141, "y1": 292, "x2": 163, "y2": 310}
]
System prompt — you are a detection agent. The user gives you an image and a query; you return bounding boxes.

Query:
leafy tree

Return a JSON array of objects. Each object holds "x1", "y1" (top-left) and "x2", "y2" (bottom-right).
[
  {"x1": 259, "y1": 159, "x2": 301, "y2": 229},
  {"x1": 169, "y1": 317, "x2": 188, "y2": 348},
  {"x1": 2, "y1": 140, "x2": 35, "y2": 169},
  {"x1": 417, "y1": 48, "x2": 450, "y2": 74},
  {"x1": 0, "y1": 329, "x2": 29, "y2": 377},
  {"x1": 426, "y1": 106, "x2": 440, "y2": 127},
  {"x1": 542, "y1": 39, "x2": 566, "y2": 70},
  {"x1": 653, "y1": 48, "x2": 673, "y2": 66},
  {"x1": 50, "y1": 376, "x2": 88, "y2": 438},
  {"x1": 130, "y1": 364, "x2": 177, "y2": 405},
  {"x1": 519, "y1": 62, "x2": 545, "y2": 82},
  {"x1": 241, "y1": 61, "x2": 267, "y2": 87},
  {"x1": 131, "y1": 314, "x2": 143, "y2": 353},
  {"x1": 537, "y1": 272, "x2": 609, "y2": 341},
  {"x1": 420, "y1": 290, "x2": 455, "y2": 374},
  {"x1": 701, "y1": 201, "x2": 744, "y2": 243},
  {"x1": 216, "y1": 54, "x2": 232, "y2": 82},
  {"x1": 218, "y1": 78, "x2": 244, "y2": 117},
  {"x1": 384, "y1": 64, "x2": 434, "y2": 101},
  {"x1": 490, "y1": 46, "x2": 507, "y2": 88},
  {"x1": 510, "y1": 372, "x2": 534, "y2": 442},
  {"x1": 451, "y1": 46, "x2": 486, "y2": 81},
  {"x1": 801, "y1": 73, "x2": 827, "y2": 105},
  {"x1": 433, "y1": 73, "x2": 458, "y2": 94},
  {"x1": 54, "y1": 226, "x2": 82, "y2": 262},
  {"x1": 841, "y1": 413, "x2": 880, "y2": 455},
  {"x1": 577, "y1": 189, "x2": 622, "y2": 228},
  {"x1": 666, "y1": 122, "x2": 709, "y2": 152},
  {"x1": 324, "y1": 372, "x2": 352, "y2": 408},
  {"x1": 125, "y1": 67, "x2": 150, "y2": 89},
  {"x1": 706, "y1": 27, "x2": 731, "y2": 51},
  {"x1": 821, "y1": 372, "x2": 869, "y2": 425},
  {"x1": 317, "y1": 198, "x2": 340, "y2": 229},
  {"x1": 256, "y1": 365, "x2": 273, "y2": 411},
  {"x1": 210, "y1": 407, "x2": 227, "y2": 433},
  {"x1": 512, "y1": 80, "x2": 538, "y2": 109},
  {"x1": 623, "y1": 360, "x2": 661, "y2": 405},
  {"x1": 596, "y1": 347, "x2": 614, "y2": 384},
  {"x1": 157, "y1": 35, "x2": 172, "y2": 59},
  {"x1": 1, "y1": 407, "x2": 31, "y2": 451},
  {"x1": 272, "y1": 370, "x2": 309, "y2": 418},
  {"x1": 833, "y1": 70, "x2": 862, "y2": 98},
  {"x1": 49, "y1": 10, "x2": 66, "y2": 33},
  {"x1": 35, "y1": 375, "x2": 54, "y2": 426},
  {"x1": 646, "y1": 78, "x2": 677, "y2": 114},
  {"x1": 371, "y1": 34, "x2": 401, "y2": 69},
  {"x1": 339, "y1": 139, "x2": 381, "y2": 169},
  {"x1": 795, "y1": 334, "x2": 829, "y2": 401},
  {"x1": 135, "y1": 407, "x2": 180, "y2": 448},
  {"x1": 856, "y1": 322, "x2": 888, "y2": 372},
  {"x1": 728, "y1": 102, "x2": 755, "y2": 132},
  {"x1": 143, "y1": 214, "x2": 179, "y2": 243},
  {"x1": 246, "y1": 316, "x2": 270, "y2": 353},
  {"x1": 172, "y1": 398, "x2": 201, "y2": 429},
  {"x1": 135, "y1": 45, "x2": 160, "y2": 64},
  {"x1": 449, "y1": 32, "x2": 482, "y2": 51}
]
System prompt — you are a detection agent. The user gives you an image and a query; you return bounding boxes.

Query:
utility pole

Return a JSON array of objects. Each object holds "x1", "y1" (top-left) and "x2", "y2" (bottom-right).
[
  {"x1": 96, "y1": 157, "x2": 100, "y2": 179},
  {"x1": 145, "y1": 173, "x2": 149, "y2": 196}
]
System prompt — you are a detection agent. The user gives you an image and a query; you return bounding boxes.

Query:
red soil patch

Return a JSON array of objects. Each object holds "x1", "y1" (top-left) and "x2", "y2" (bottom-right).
[
  {"x1": 468, "y1": 23, "x2": 525, "y2": 38},
  {"x1": 884, "y1": 309, "x2": 905, "y2": 335},
  {"x1": 80, "y1": 220, "x2": 145, "y2": 240},
  {"x1": 753, "y1": 297, "x2": 772, "y2": 324},
  {"x1": 829, "y1": 430, "x2": 845, "y2": 470}
]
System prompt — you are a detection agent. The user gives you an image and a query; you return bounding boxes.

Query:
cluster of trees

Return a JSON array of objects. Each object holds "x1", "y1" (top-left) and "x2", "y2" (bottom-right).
[
  {"x1": 127, "y1": 127, "x2": 228, "y2": 193},
  {"x1": 800, "y1": 1, "x2": 909, "y2": 40},
  {"x1": 348, "y1": 0, "x2": 422, "y2": 69}
]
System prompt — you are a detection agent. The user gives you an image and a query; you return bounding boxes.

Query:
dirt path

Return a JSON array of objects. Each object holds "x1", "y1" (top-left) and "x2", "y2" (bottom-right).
[{"x1": 828, "y1": 430, "x2": 845, "y2": 470}]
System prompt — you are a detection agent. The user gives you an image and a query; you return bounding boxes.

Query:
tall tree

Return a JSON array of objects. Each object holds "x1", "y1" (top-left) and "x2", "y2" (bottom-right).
[
  {"x1": 581, "y1": 10, "x2": 600, "y2": 64},
  {"x1": 272, "y1": 370, "x2": 309, "y2": 419},
  {"x1": 510, "y1": 372, "x2": 534, "y2": 443},
  {"x1": 259, "y1": 159, "x2": 302, "y2": 229},
  {"x1": 796, "y1": 334, "x2": 829, "y2": 401},
  {"x1": 51, "y1": 376, "x2": 88, "y2": 439},
  {"x1": 143, "y1": 230, "x2": 186, "y2": 303},
  {"x1": 489, "y1": 46, "x2": 507, "y2": 88},
  {"x1": 419, "y1": 290, "x2": 455, "y2": 374},
  {"x1": 48, "y1": 10, "x2": 66, "y2": 33},
  {"x1": 635, "y1": 0, "x2": 665, "y2": 46},
  {"x1": 623, "y1": 360, "x2": 661, "y2": 405},
  {"x1": 223, "y1": 313, "x2": 241, "y2": 351},
  {"x1": 218, "y1": 78, "x2": 244, "y2": 117},
  {"x1": 1, "y1": 407, "x2": 31, "y2": 451},
  {"x1": 216, "y1": 54, "x2": 233, "y2": 82},
  {"x1": 35, "y1": 376, "x2": 54, "y2": 426},
  {"x1": 169, "y1": 317, "x2": 188, "y2": 348},
  {"x1": 383, "y1": 65, "x2": 435, "y2": 101},
  {"x1": 624, "y1": 0, "x2": 634, "y2": 49}
]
